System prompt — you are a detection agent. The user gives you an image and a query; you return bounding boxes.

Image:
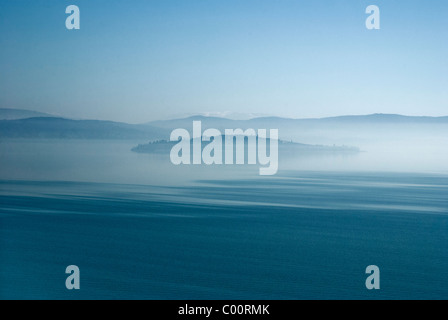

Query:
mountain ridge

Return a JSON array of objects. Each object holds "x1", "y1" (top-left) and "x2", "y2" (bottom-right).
[
  {"x1": 147, "y1": 113, "x2": 448, "y2": 126},
  {"x1": 1, "y1": 109, "x2": 446, "y2": 140},
  {"x1": 0, "y1": 108, "x2": 56, "y2": 120},
  {"x1": 0, "y1": 117, "x2": 169, "y2": 140}
]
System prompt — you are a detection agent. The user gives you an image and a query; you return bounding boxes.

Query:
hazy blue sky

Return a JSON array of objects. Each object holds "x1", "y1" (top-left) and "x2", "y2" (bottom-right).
[{"x1": 0, "y1": 0, "x2": 447, "y2": 123}]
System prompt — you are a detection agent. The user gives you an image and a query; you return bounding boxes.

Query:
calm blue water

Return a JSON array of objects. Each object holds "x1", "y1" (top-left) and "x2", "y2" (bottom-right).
[
  {"x1": 0, "y1": 140, "x2": 447, "y2": 299},
  {"x1": 1, "y1": 173, "x2": 447, "y2": 300}
]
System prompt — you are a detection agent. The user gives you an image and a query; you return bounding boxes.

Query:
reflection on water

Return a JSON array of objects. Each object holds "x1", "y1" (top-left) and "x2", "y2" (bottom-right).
[{"x1": 0, "y1": 139, "x2": 447, "y2": 299}]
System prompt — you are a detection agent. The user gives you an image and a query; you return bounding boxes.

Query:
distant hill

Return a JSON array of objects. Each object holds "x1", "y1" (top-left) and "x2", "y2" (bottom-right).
[
  {"x1": 307, "y1": 113, "x2": 448, "y2": 124},
  {"x1": 1, "y1": 112, "x2": 446, "y2": 143},
  {"x1": 0, "y1": 117, "x2": 170, "y2": 140},
  {"x1": 147, "y1": 114, "x2": 448, "y2": 130},
  {"x1": 147, "y1": 115, "x2": 237, "y2": 130},
  {"x1": 0, "y1": 108, "x2": 56, "y2": 120}
]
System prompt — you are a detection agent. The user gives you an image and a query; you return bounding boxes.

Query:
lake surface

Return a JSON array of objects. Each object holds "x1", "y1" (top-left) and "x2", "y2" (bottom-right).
[{"x1": 0, "y1": 139, "x2": 447, "y2": 299}]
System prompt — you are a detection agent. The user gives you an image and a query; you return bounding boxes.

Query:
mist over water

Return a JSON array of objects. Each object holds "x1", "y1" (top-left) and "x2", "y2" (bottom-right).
[
  {"x1": 281, "y1": 125, "x2": 448, "y2": 174},
  {"x1": 1, "y1": 131, "x2": 447, "y2": 186}
]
